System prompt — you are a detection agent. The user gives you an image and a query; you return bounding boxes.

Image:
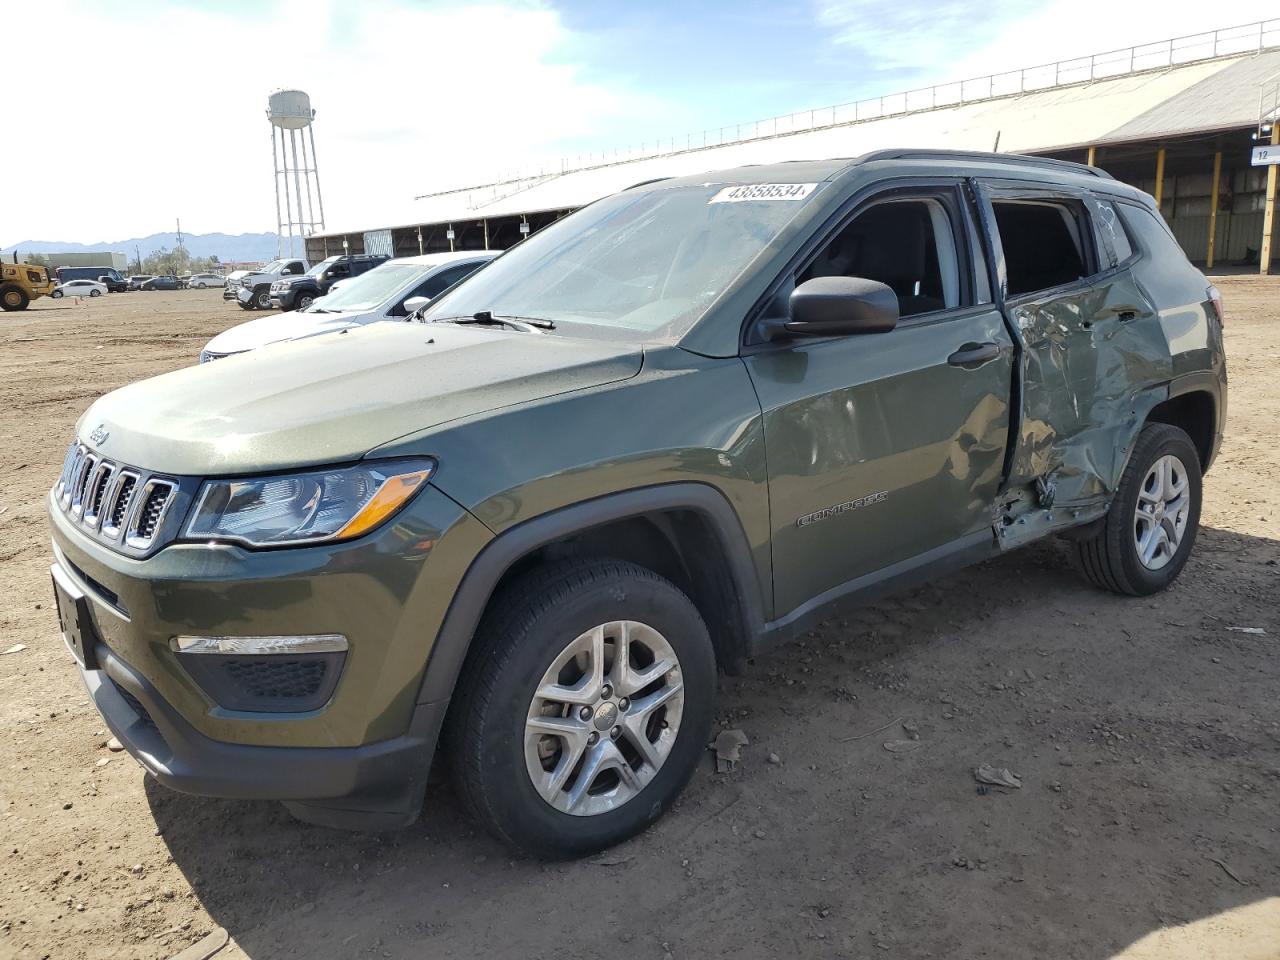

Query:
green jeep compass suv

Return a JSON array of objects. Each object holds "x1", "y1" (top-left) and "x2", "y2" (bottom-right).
[{"x1": 48, "y1": 151, "x2": 1226, "y2": 857}]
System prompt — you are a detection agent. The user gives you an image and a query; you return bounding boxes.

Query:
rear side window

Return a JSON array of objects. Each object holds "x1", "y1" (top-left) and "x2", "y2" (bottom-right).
[
  {"x1": 991, "y1": 199, "x2": 1090, "y2": 297},
  {"x1": 1094, "y1": 200, "x2": 1134, "y2": 265}
]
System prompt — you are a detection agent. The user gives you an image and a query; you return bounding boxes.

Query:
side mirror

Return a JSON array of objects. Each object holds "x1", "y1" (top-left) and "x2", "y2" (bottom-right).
[
  {"x1": 402, "y1": 296, "x2": 431, "y2": 317},
  {"x1": 784, "y1": 276, "x2": 898, "y2": 338}
]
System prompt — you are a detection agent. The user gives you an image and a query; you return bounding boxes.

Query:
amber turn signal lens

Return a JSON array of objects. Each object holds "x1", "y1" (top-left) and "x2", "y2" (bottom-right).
[{"x1": 335, "y1": 469, "x2": 433, "y2": 541}]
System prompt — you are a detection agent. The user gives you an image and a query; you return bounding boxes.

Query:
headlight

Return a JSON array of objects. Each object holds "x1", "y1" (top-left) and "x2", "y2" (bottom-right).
[{"x1": 184, "y1": 459, "x2": 434, "y2": 547}]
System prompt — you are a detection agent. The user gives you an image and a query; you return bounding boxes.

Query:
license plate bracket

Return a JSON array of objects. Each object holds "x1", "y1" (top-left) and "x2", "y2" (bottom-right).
[{"x1": 50, "y1": 564, "x2": 99, "y2": 671}]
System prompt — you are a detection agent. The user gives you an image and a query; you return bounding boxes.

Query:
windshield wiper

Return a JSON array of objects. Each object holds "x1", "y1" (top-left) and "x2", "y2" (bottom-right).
[{"x1": 432, "y1": 310, "x2": 555, "y2": 332}]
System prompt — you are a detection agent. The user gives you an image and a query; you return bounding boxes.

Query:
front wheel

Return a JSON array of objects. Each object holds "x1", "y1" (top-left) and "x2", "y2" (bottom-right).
[
  {"x1": 1, "y1": 284, "x2": 30, "y2": 310},
  {"x1": 90, "y1": 289, "x2": 102, "y2": 297},
  {"x1": 50, "y1": 290, "x2": 63, "y2": 299},
  {"x1": 254, "y1": 289, "x2": 271, "y2": 310},
  {"x1": 1073, "y1": 423, "x2": 1202, "y2": 596},
  {"x1": 296, "y1": 293, "x2": 314, "y2": 311},
  {"x1": 448, "y1": 559, "x2": 716, "y2": 859}
]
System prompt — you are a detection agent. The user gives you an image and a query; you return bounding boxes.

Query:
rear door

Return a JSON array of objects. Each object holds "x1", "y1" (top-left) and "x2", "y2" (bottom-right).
[
  {"x1": 974, "y1": 181, "x2": 1171, "y2": 523},
  {"x1": 744, "y1": 182, "x2": 1015, "y2": 618}
]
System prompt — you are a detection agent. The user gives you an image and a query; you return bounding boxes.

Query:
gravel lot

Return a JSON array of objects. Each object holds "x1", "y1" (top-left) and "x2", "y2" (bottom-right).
[{"x1": 1, "y1": 281, "x2": 1278, "y2": 960}]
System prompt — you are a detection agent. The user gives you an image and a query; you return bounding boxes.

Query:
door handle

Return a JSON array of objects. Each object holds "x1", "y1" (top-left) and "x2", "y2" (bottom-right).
[{"x1": 947, "y1": 341, "x2": 1000, "y2": 368}]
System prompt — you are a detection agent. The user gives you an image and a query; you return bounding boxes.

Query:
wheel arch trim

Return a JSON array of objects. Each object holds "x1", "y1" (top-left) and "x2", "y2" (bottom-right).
[{"x1": 414, "y1": 482, "x2": 764, "y2": 706}]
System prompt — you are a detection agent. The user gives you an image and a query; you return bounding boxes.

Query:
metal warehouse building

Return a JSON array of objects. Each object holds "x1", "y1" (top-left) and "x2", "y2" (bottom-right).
[{"x1": 309, "y1": 19, "x2": 1280, "y2": 273}]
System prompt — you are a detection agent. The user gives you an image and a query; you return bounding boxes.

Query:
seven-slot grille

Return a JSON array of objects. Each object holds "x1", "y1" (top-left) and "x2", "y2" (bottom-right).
[{"x1": 55, "y1": 442, "x2": 177, "y2": 551}]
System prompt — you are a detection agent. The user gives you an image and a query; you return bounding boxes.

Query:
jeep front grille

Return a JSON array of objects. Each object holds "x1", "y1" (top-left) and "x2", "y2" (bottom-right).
[
  {"x1": 128, "y1": 480, "x2": 175, "y2": 546},
  {"x1": 53, "y1": 441, "x2": 180, "y2": 554}
]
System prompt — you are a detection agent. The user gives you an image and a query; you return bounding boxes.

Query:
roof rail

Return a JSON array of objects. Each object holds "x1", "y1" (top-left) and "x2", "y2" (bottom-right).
[{"x1": 857, "y1": 149, "x2": 1114, "y2": 179}]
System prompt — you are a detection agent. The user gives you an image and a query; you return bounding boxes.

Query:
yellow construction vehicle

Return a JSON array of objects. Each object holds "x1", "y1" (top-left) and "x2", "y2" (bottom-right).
[{"x1": 1, "y1": 255, "x2": 57, "y2": 311}]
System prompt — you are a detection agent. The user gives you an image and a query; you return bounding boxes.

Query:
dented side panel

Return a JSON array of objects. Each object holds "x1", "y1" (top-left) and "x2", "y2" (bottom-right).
[
  {"x1": 1005, "y1": 276, "x2": 1172, "y2": 505},
  {"x1": 974, "y1": 181, "x2": 1176, "y2": 548}
]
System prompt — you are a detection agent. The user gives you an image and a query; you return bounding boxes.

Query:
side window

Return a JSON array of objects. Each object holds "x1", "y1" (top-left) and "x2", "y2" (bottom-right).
[
  {"x1": 1093, "y1": 199, "x2": 1134, "y2": 266},
  {"x1": 1117, "y1": 202, "x2": 1181, "y2": 259},
  {"x1": 991, "y1": 199, "x2": 1090, "y2": 297},
  {"x1": 327, "y1": 262, "x2": 351, "y2": 278},
  {"x1": 797, "y1": 198, "x2": 962, "y2": 318},
  {"x1": 285, "y1": 261, "x2": 304, "y2": 275},
  {"x1": 396, "y1": 264, "x2": 477, "y2": 313}
]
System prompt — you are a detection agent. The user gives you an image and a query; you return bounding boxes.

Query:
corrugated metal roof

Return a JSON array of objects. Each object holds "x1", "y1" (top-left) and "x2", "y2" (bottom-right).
[{"x1": 314, "y1": 48, "x2": 1279, "y2": 239}]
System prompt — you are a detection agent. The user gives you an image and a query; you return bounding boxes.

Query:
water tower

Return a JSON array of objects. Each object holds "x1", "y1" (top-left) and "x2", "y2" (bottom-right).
[{"x1": 268, "y1": 89, "x2": 325, "y2": 259}]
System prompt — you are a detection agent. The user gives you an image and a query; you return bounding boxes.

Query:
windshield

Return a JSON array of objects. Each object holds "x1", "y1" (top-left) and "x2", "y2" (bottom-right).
[
  {"x1": 307, "y1": 262, "x2": 423, "y2": 313},
  {"x1": 260, "y1": 259, "x2": 288, "y2": 274},
  {"x1": 423, "y1": 181, "x2": 819, "y2": 338},
  {"x1": 305, "y1": 256, "x2": 340, "y2": 278}
]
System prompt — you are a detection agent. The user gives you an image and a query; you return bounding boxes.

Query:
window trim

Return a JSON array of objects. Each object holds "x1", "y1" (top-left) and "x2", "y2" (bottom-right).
[
  {"x1": 740, "y1": 178, "x2": 979, "y2": 351},
  {"x1": 974, "y1": 179, "x2": 1105, "y2": 306}
]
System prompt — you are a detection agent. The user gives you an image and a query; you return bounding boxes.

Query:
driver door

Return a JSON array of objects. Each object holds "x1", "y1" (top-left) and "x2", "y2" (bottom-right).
[{"x1": 743, "y1": 184, "x2": 1014, "y2": 618}]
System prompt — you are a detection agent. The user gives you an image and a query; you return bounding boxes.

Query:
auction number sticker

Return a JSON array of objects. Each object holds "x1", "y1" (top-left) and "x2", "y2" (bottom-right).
[{"x1": 709, "y1": 182, "x2": 817, "y2": 203}]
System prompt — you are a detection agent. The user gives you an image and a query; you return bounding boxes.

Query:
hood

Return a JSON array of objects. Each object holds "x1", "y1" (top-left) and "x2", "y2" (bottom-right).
[
  {"x1": 78, "y1": 323, "x2": 643, "y2": 475},
  {"x1": 225, "y1": 270, "x2": 249, "y2": 281},
  {"x1": 204, "y1": 309, "x2": 378, "y2": 355}
]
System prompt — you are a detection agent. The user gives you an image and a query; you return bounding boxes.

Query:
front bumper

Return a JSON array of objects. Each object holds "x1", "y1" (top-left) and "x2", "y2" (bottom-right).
[
  {"x1": 77, "y1": 635, "x2": 444, "y2": 827},
  {"x1": 48, "y1": 479, "x2": 492, "y2": 822}
]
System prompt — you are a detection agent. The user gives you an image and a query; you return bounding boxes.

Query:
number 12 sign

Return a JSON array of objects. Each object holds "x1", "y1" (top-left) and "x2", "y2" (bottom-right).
[{"x1": 1252, "y1": 145, "x2": 1280, "y2": 167}]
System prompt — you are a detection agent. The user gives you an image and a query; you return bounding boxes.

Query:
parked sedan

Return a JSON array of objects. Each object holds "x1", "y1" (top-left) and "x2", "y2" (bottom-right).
[
  {"x1": 128, "y1": 275, "x2": 153, "y2": 290},
  {"x1": 140, "y1": 275, "x2": 179, "y2": 291},
  {"x1": 50, "y1": 279, "x2": 107, "y2": 299},
  {"x1": 186, "y1": 273, "x2": 224, "y2": 289},
  {"x1": 199, "y1": 251, "x2": 496, "y2": 361}
]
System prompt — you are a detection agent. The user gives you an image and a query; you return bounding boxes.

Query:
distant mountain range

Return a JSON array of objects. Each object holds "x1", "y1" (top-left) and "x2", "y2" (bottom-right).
[{"x1": 1, "y1": 232, "x2": 282, "y2": 263}]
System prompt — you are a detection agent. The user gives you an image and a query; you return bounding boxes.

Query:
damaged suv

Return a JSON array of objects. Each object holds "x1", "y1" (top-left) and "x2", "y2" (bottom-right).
[{"x1": 48, "y1": 151, "x2": 1225, "y2": 858}]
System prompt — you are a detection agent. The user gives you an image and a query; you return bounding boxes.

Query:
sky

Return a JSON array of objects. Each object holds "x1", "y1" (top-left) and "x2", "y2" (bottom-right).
[{"x1": 8, "y1": 0, "x2": 1277, "y2": 245}]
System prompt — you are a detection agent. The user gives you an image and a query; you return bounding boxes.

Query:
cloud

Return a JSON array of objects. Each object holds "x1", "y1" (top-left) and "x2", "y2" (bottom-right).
[
  {"x1": 6, "y1": 0, "x2": 660, "y2": 243},
  {"x1": 817, "y1": 0, "x2": 1279, "y2": 88}
]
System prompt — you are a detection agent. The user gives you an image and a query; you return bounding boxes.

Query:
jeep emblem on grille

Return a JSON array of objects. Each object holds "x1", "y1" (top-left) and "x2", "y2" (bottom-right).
[{"x1": 89, "y1": 424, "x2": 109, "y2": 446}]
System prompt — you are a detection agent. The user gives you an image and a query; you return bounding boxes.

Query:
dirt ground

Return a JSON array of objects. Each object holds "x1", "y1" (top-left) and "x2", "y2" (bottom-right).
[{"x1": 1, "y1": 281, "x2": 1277, "y2": 960}]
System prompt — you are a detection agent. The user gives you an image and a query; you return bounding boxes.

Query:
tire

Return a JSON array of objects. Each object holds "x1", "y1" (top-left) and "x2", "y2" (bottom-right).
[
  {"x1": 1072, "y1": 423, "x2": 1202, "y2": 596},
  {"x1": 296, "y1": 293, "x2": 314, "y2": 311},
  {"x1": 448, "y1": 558, "x2": 716, "y2": 859},
  {"x1": 50, "y1": 290, "x2": 63, "y2": 299},
  {"x1": 1, "y1": 284, "x2": 30, "y2": 311},
  {"x1": 254, "y1": 289, "x2": 271, "y2": 310},
  {"x1": 238, "y1": 301, "x2": 254, "y2": 311},
  {"x1": 90, "y1": 289, "x2": 102, "y2": 297}
]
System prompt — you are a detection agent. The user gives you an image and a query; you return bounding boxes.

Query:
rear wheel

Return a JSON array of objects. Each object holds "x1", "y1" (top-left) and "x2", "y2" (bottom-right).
[
  {"x1": 448, "y1": 559, "x2": 716, "y2": 858},
  {"x1": 1, "y1": 284, "x2": 30, "y2": 311},
  {"x1": 1073, "y1": 423, "x2": 1202, "y2": 595}
]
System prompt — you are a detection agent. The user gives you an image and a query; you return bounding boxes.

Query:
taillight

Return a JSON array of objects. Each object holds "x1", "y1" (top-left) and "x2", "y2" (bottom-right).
[{"x1": 1207, "y1": 285, "x2": 1224, "y2": 328}]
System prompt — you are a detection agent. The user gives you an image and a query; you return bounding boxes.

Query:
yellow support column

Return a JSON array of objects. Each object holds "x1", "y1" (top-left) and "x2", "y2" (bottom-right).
[
  {"x1": 1262, "y1": 123, "x2": 1280, "y2": 276},
  {"x1": 1206, "y1": 148, "x2": 1222, "y2": 271},
  {"x1": 1086, "y1": 145, "x2": 1096, "y2": 167},
  {"x1": 1154, "y1": 147, "x2": 1166, "y2": 210}
]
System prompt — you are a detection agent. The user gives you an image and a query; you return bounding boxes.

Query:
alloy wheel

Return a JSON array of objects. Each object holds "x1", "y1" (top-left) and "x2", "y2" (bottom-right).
[
  {"x1": 1133, "y1": 453, "x2": 1189, "y2": 570},
  {"x1": 524, "y1": 620, "x2": 684, "y2": 817}
]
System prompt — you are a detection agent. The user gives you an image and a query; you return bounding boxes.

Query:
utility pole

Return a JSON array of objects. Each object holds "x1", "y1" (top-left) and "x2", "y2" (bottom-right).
[{"x1": 135, "y1": 245, "x2": 142, "y2": 274}]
